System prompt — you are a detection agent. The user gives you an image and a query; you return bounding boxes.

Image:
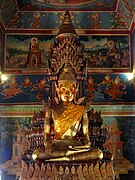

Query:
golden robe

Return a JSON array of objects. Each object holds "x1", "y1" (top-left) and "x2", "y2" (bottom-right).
[{"x1": 54, "y1": 104, "x2": 84, "y2": 140}]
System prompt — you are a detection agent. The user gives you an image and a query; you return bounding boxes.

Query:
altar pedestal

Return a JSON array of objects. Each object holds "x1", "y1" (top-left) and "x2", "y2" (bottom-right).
[{"x1": 20, "y1": 160, "x2": 114, "y2": 180}]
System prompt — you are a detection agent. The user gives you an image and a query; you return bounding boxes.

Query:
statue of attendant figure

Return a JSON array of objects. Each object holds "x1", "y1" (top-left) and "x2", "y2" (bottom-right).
[{"x1": 33, "y1": 69, "x2": 103, "y2": 162}]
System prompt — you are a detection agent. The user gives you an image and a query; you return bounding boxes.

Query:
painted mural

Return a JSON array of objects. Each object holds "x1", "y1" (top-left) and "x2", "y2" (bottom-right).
[
  {"x1": 1, "y1": 12, "x2": 129, "y2": 30},
  {"x1": 0, "y1": 74, "x2": 134, "y2": 104},
  {"x1": 0, "y1": 1, "x2": 134, "y2": 30},
  {"x1": 0, "y1": 75, "x2": 50, "y2": 103},
  {"x1": 17, "y1": 0, "x2": 115, "y2": 11},
  {"x1": 86, "y1": 74, "x2": 135, "y2": 102},
  {"x1": 133, "y1": 29, "x2": 135, "y2": 70},
  {"x1": 0, "y1": 117, "x2": 32, "y2": 179},
  {"x1": 0, "y1": 28, "x2": 3, "y2": 65},
  {"x1": 81, "y1": 35, "x2": 131, "y2": 69},
  {"x1": 5, "y1": 35, "x2": 56, "y2": 71},
  {"x1": 0, "y1": 116, "x2": 134, "y2": 178},
  {"x1": 0, "y1": 0, "x2": 18, "y2": 26},
  {"x1": 118, "y1": 0, "x2": 134, "y2": 25},
  {"x1": 103, "y1": 116, "x2": 135, "y2": 164},
  {"x1": 5, "y1": 34, "x2": 131, "y2": 72}
]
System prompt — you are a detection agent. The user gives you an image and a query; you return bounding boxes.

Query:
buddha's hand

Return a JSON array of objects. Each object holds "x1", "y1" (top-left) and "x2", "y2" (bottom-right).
[{"x1": 45, "y1": 143, "x2": 52, "y2": 155}]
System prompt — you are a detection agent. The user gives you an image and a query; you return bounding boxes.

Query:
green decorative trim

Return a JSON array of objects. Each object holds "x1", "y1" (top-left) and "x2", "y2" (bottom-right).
[
  {"x1": 0, "y1": 105, "x2": 43, "y2": 117},
  {"x1": 92, "y1": 105, "x2": 135, "y2": 116},
  {"x1": 0, "y1": 104, "x2": 135, "y2": 117}
]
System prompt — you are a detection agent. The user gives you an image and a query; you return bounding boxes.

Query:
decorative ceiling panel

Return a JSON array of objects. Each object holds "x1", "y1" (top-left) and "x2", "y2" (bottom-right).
[
  {"x1": 0, "y1": 0, "x2": 134, "y2": 30},
  {"x1": 1, "y1": 11, "x2": 132, "y2": 30},
  {"x1": 17, "y1": 0, "x2": 117, "y2": 11},
  {"x1": 0, "y1": 0, "x2": 18, "y2": 26}
]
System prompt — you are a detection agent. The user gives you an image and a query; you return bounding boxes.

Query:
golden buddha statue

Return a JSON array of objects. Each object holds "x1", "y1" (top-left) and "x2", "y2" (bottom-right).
[{"x1": 32, "y1": 69, "x2": 103, "y2": 162}]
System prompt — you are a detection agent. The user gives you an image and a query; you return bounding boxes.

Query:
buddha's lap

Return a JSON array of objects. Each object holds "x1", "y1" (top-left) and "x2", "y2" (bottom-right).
[{"x1": 51, "y1": 139, "x2": 83, "y2": 151}]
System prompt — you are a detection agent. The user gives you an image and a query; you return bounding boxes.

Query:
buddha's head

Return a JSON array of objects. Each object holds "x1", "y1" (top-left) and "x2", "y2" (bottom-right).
[
  {"x1": 56, "y1": 69, "x2": 78, "y2": 103},
  {"x1": 57, "y1": 80, "x2": 77, "y2": 103}
]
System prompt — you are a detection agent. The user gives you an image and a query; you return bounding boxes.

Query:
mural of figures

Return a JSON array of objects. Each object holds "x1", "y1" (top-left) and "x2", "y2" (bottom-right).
[
  {"x1": 98, "y1": 75, "x2": 126, "y2": 101},
  {"x1": 103, "y1": 116, "x2": 135, "y2": 165},
  {"x1": 5, "y1": 35, "x2": 56, "y2": 71},
  {"x1": 31, "y1": 13, "x2": 41, "y2": 28},
  {"x1": 86, "y1": 74, "x2": 134, "y2": 102},
  {"x1": 0, "y1": 118, "x2": 16, "y2": 165},
  {"x1": 5, "y1": 35, "x2": 131, "y2": 72},
  {"x1": 0, "y1": 29, "x2": 3, "y2": 65},
  {"x1": 80, "y1": 35, "x2": 131, "y2": 69},
  {"x1": 133, "y1": 30, "x2": 135, "y2": 71},
  {"x1": 17, "y1": 0, "x2": 115, "y2": 11},
  {"x1": 0, "y1": 73, "x2": 134, "y2": 104},
  {"x1": 0, "y1": 118, "x2": 32, "y2": 179},
  {"x1": 1, "y1": 76, "x2": 22, "y2": 99},
  {"x1": 88, "y1": 13, "x2": 103, "y2": 29},
  {"x1": 0, "y1": 75, "x2": 50, "y2": 103},
  {"x1": 86, "y1": 76, "x2": 96, "y2": 101},
  {"x1": 43, "y1": 0, "x2": 90, "y2": 4},
  {"x1": 26, "y1": 37, "x2": 42, "y2": 68}
]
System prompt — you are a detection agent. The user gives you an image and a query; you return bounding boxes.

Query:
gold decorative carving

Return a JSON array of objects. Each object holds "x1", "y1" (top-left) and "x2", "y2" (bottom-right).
[{"x1": 19, "y1": 162, "x2": 114, "y2": 180}]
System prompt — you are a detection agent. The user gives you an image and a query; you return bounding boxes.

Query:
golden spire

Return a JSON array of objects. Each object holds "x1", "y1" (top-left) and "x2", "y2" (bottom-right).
[
  {"x1": 57, "y1": 11, "x2": 77, "y2": 36},
  {"x1": 63, "y1": 11, "x2": 72, "y2": 25}
]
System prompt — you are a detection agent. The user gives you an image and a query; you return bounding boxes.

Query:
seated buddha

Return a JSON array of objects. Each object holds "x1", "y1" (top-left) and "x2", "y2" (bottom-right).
[{"x1": 32, "y1": 69, "x2": 103, "y2": 162}]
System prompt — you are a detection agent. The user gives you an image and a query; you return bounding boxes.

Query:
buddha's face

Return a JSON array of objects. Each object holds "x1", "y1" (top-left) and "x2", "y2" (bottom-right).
[{"x1": 57, "y1": 80, "x2": 77, "y2": 103}]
